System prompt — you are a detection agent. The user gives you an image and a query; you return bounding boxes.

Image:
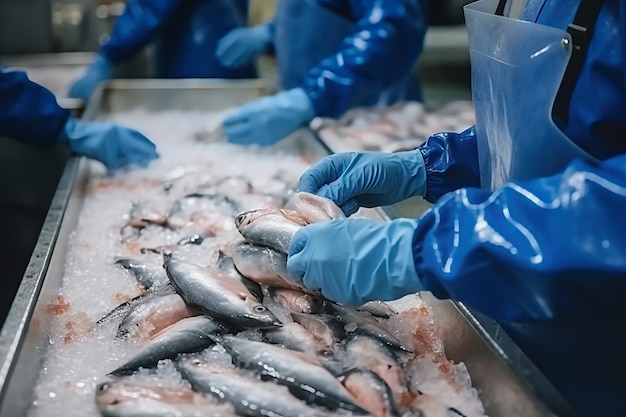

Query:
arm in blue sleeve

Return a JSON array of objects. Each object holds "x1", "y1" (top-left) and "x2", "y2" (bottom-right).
[
  {"x1": 301, "y1": 0, "x2": 428, "y2": 118},
  {"x1": 419, "y1": 126, "x2": 481, "y2": 203},
  {"x1": 99, "y1": 0, "x2": 181, "y2": 64},
  {"x1": 0, "y1": 66, "x2": 70, "y2": 147},
  {"x1": 412, "y1": 153, "x2": 626, "y2": 322}
]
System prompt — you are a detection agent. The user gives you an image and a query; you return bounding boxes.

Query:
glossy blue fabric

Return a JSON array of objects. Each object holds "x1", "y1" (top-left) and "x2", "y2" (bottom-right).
[
  {"x1": 0, "y1": 65, "x2": 69, "y2": 147},
  {"x1": 271, "y1": 0, "x2": 428, "y2": 118},
  {"x1": 100, "y1": 0, "x2": 256, "y2": 79}
]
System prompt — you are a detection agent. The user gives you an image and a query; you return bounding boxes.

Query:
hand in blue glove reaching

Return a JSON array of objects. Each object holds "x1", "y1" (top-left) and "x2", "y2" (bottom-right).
[
  {"x1": 287, "y1": 218, "x2": 424, "y2": 306},
  {"x1": 216, "y1": 24, "x2": 272, "y2": 69},
  {"x1": 68, "y1": 54, "x2": 114, "y2": 101},
  {"x1": 60, "y1": 118, "x2": 159, "y2": 171},
  {"x1": 299, "y1": 151, "x2": 428, "y2": 216},
  {"x1": 222, "y1": 88, "x2": 315, "y2": 146}
]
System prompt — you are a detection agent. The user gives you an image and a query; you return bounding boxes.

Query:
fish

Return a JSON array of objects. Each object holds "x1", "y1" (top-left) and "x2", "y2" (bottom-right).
[
  {"x1": 166, "y1": 193, "x2": 235, "y2": 230},
  {"x1": 344, "y1": 335, "x2": 413, "y2": 411},
  {"x1": 163, "y1": 254, "x2": 280, "y2": 328},
  {"x1": 341, "y1": 369, "x2": 399, "y2": 417},
  {"x1": 326, "y1": 303, "x2": 412, "y2": 353},
  {"x1": 118, "y1": 293, "x2": 198, "y2": 340},
  {"x1": 356, "y1": 301, "x2": 398, "y2": 319},
  {"x1": 291, "y1": 312, "x2": 345, "y2": 351},
  {"x1": 109, "y1": 315, "x2": 225, "y2": 376},
  {"x1": 97, "y1": 292, "x2": 163, "y2": 326},
  {"x1": 177, "y1": 357, "x2": 328, "y2": 417},
  {"x1": 215, "y1": 250, "x2": 263, "y2": 301},
  {"x1": 95, "y1": 380, "x2": 237, "y2": 417},
  {"x1": 177, "y1": 234, "x2": 205, "y2": 246},
  {"x1": 262, "y1": 322, "x2": 331, "y2": 356},
  {"x1": 215, "y1": 335, "x2": 368, "y2": 414},
  {"x1": 266, "y1": 287, "x2": 323, "y2": 314},
  {"x1": 232, "y1": 243, "x2": 303, "y2": 291},
  {"x1": 114, "y1": 258, "x2": 170, "y2": 290},
  {"x1": 293, "y1": 192, "x2": 345, "y2": 223},
  {"x1": 235, "y1": 209, "x2": 306, "y2": 254}
]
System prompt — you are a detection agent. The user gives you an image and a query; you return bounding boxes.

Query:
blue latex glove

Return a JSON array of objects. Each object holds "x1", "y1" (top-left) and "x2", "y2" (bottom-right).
[
  {"x1": 287, "y1": 218, "x2": 424, "y2": 306},
  {"x1": 223, "y1": 88, "x2": 315, "y2": 146},
  {"x1": 68, "y1": 54, "x2": 114, "y2": 101},
  {"x1": 299, "y1": 151, "x2": 427, "y2": 216},
  {"x1": 216, "y1": 24, "x2": 272, "y2": 68},
  {"x1": 59, "y1": 118, "x2": 159, "y2": 171}
]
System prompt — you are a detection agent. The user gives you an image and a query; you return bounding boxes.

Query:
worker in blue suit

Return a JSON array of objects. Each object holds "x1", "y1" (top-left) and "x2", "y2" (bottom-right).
[
  {"x1": 285, "y1": 1, "x2": 626, "y2": 416},
  {"x1": 216, "y1": 0, "x2": 428, "y2": 147},
  {"x1": 1, "y1": 66, "x2": 158, "y2": 171},
  {"x1": 68, "y1": 0, "x2": 256, "y2": 101}
]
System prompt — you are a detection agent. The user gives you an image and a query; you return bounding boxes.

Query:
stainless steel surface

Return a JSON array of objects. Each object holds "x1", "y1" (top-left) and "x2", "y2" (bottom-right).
[{"x1": 0, "y1": 80, "x2": 573, "y2": 417}]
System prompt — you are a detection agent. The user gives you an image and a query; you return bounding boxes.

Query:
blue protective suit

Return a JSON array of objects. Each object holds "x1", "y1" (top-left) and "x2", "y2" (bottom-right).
[
  {"x1": 100, "y1": 0, "x2": 257, "y2": 79},
  {"x1": 0, "y1": 66, "x2": 69, "y2": 146},
  {"x1": 267, "y1": 0, "x2": 428, "y2": 118},
  {"x1": 412, "y1": 1, "x2": 626, "y2": 415}
]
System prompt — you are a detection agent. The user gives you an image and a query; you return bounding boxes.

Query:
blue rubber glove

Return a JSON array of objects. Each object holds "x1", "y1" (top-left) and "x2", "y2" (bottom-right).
[
  {"x1": 68, "y1": 54, "x2": 114, "y2": 101},
  {"x1": 287, "y1": 218, "x2": 424, "y2": 306},
  {"x1": 59, "y1": 118, "x2": 159, "y2": 171},
  {"x1": 216, "y1": 24, "x2": 272, "y2": 68},
  {"x1": 223, "y1": 88, "x2": 315, "y2": 146},
  {"x1": 299, "y1": 151, "x2": 427, "y2": 216}
]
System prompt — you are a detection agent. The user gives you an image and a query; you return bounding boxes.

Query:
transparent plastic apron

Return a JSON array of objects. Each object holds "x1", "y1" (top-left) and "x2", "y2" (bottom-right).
[
  {"x1": 465, "y1": 0, "x2": 596, "y2": 190},
  {"x1": 274, "y1": 0, "x2": 419, "y2": 104}
]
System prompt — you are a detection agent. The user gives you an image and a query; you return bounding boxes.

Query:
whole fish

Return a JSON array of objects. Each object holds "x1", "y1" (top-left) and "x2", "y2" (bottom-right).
[
  {"x1": 177, "y1": 357, "x2": 328, "y2": 417},
  {"x1": 235, "y1": 209, "x2": 306, "y2": 254},
  {"x1": 215, "y1": 335, "x2": 368, "y2": 414},
  {"x1": 356, "y1": 301, "x2": 398, "y2": 319},
  {"x1": 118, "y1": 293, "x2": 198, "y2": 340},
  {"x1": 163, "y1": 254, "x2": 280, "y2": 328},
  {"x1": 95, "y1": 380, "x2": 237, "y2": 417},
  {"x1": 293, "y1": 192, "x2": 345, "y2": 223},
  {"x1": 109, "y1": 315, "x2": 225, "y2": 376},
  {"x1": 341, "y1": 369, "x2": 399, "y2": 417},
  {"x1": 215, "y1": 250, "x2": 263, "y2": 301},
  {"x1": 232, "y1": 243, "x2": 303, "y2": 291},
  {"x1": 114, "y1": 258, "x2": 170, "y2": 290},
  {"x1": 266, "y1": 287, "x2": 323, "y2": 314}
]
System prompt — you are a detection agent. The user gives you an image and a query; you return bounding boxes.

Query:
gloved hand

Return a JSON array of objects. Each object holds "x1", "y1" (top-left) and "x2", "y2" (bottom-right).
[
  {"x1": 216, "y1": 24, "x2": 272, "y2": 68},
  {"x1": 59, "y1": 118, "x2": 159, "y2": 171},
  {"x1": 299, "y1": 151, "x2": 427, "y2": 216},
  {"x1": 287, "y1": 218, "x2": 424, "y2": 306},
  {"x1": 68, "y1": 54, "x2": 114, "y2": 101},
  {"x1": 223, "y1": 88, "x2": 315, "y2": 146}
]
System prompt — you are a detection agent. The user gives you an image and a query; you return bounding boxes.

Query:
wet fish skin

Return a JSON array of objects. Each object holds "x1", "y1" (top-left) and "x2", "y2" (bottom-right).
[
  {"x1": 163, "y1": 254, "x2": 280, "y2": 328},
  {"x1": 95, "y1": 380, "x2": 236, "y2": 417},
  {"x1": 109, "y1": 315, "x2": 225, "y2": 376},
  {"x1": 341, "y1": 369, "x2": 400, "y2": 417},
  {"x1": 232, "y1": 243, "x2": 303, "y2": 291},
  {"x1": 268, "y1": 287, "x2": 323, "y2": 314},
  {"x1": 356, "y1": 301, "x2": 398, "y2": 319},
  {"x1": 178, "y1": 234, "x2": 205, "y2": 246},
  {"x1": 235, "y1": 209, "x2": 305, "y2": 254},
  {"x1": 293, "y1": 192, "x2": 346, "y2": 223},
  {"x1": 215, "y1": 250, "x2": 263, "y2": 301},
  {"x1": 262, "y1": 322, "x2": 331, "y2": 356},
  {"x1": 96, "y1": 287, "x2": 178, "y2": 326},
  {"x1": 114, "y1": 258, "x2": 169, "y2": 290},
  {"x1": 215, "y1": 335, "x2": 368, "y2": 414},
  {"x1": 177, "y1": 357, "x2": 329, "y2": 417},
  {"x1": 291, "y1": 312, "x2": 346, "y2": 350}
]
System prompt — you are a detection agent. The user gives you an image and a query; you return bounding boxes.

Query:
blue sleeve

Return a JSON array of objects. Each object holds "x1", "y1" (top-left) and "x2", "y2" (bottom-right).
[
  {"x1": 412, "y1": 153, "x2": 626, "y2": 322},
  {"x1": 99, "y1": 0, "x2": 181, "y2": 64},
  {"x1": 301, "y1": 0, "x2": 428, "y2": 118},
  {"x1": 0, "y1": 66, "x2": 70, "y2": 147},
  {"x1": 418, "y1": 126, "x2": 481, "y2": 203}
]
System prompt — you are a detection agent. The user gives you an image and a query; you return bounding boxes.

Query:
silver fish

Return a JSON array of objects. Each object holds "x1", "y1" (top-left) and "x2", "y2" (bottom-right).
[
  {"x1": 215, "y1": 335, "x2": 368, "y2": 414},
  {"x1": 267, "y1": 287, "x2": 323, "y2": 314},
  {"x1": 95, "y1": 380, "x2": 236, "y2": 417},
  {"x1": 109, "y1": 315, "x2": 224, "y2": 376},
  {"x1": 215, "y1": 250, "x2": 263, "y2": 301},
  {"x1": 163, "y1": 254, "x2": 280, "y2": 328},
  {"x1": 293, "y1": 192, "x2": 345, "y2": 223},
  {"x1": 356, "y1": 301, "x2": 398, "y2": 319},
  {"x1": 232, "y1": 243, "x2": 303, "y2": 291},
  {"x1": 177, "y1": 358, "x2": 328, "y2": 417},
  {"x1": 291, "y1": 312, "x2": 345, "y2": 350},
  {"x1": 341, "y1": 369, "x2": 399, "y2": 417},
  {"x1": 262, "y1": 322, "x2": 330, "y2": 356},
  {"x1": 114, "y1": 258, "x2": 170, "y2": 290},
  {"x1": 235, "y1": 209, "x2": 306, "y2": 254},
  {"x1": 118, "y1": 293, "x2": 198, "y2": 340}
]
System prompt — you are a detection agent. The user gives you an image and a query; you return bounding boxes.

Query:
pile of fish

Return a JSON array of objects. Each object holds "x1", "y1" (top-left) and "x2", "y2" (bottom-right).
[{"x1": 310, "y1": 101, "x2": 475, "y2": 153}]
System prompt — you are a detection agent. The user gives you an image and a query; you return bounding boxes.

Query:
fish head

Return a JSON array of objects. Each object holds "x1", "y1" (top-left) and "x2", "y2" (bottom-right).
[
  {"x1": 234, "y1": 209, "x2": 270, "y2": 229},
  {"x1": 243, "y1": 299, "x2": 283, "y2": 327}
]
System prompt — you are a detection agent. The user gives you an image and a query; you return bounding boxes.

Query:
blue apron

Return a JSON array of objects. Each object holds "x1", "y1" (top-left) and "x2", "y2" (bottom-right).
[
  {"x1": 154, "y1": 0, "x2": 257, "y2": 79},
  {"x1": 273, "y1": 0, "x2": 420, "y2": 105}
]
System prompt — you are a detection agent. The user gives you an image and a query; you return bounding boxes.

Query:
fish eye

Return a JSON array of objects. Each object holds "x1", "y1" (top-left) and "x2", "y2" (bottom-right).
[
  {"x1": 254, "y1": 305, "x2": 267, "y2": 313},
  {"x1": 191, "y1": 359, "x2": 202, "y2": 366},
  {"x1": 98, "y1": 382, "x2": 111, "y2": 392}
]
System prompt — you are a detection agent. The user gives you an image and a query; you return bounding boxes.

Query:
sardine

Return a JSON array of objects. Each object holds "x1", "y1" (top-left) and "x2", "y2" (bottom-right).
[
  {"x1": 118, "y1": 293, "x2": 198, "y2": 340},
  {"x1": 114, "y1": 258, "x2": 169, "y2": 291},
  {"x1": 235, "y1": 209, "x2": 306, "y2": 254},
  {"x1": 177, "y1": 358, "x2": 327, "y2": 417},
  {"x1": 267, "y1": 287, "x2": 323, "y2": 314},
  {"x1": 293, "y1": 192, "x2": 345, "y2": 223},
  {"x1": 215, "y1": 250, "x2": 263, "y2": 301},
  {"x1": 109, "y1": 315, "x2": 224, "y2": 376},
  {"x1": 95, "y1": 380, "x2": 236, "y2": 417},
  {"x1": 232, "y1": 243, "x2": 303, "y2": 291},
  {"x1": 341, "y1": 369, "x2": 399, "y2": 417},
  {"x1": 163, "y1": 254, "x2": 280, "y2": 328},
  {"x1": 215, "y1": 335, "x2": 368, "y2": 414},
  {"x1": 356, "y1": 301, "x2": 398, "y2": 319}
]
